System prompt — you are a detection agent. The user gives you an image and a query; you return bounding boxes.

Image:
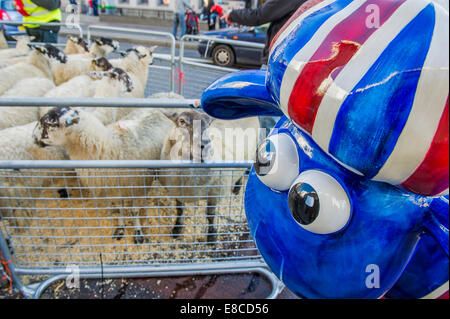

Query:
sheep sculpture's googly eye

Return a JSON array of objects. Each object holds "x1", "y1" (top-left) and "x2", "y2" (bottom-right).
[
  {"x1": 288, "y1": 170, "x2": 351, "y2": 235},
  {"x1": 255, "y1": 133, "x2": 300, "y2": 191}
]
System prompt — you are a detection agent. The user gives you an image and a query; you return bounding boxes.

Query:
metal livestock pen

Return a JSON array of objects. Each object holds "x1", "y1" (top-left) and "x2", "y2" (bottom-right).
[{"x1": 0, "y1": 23, "x2": 283, "y2": 299}]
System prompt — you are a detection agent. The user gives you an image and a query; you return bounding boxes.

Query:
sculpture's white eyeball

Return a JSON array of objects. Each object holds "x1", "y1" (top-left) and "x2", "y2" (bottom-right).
[
  {"x1": 288, "y1": 170, "x2": 351, "y2": 235},
  {"x1": 255, "y1": 133, "x2": 299, "y2": 191}
]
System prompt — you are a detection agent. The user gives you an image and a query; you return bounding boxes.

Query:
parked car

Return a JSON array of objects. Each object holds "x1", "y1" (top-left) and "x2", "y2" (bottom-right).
[
  {"x1": 197, "y1": 24, "x2": 268, "y2": 68},
  {"x1": 0, "y1": 0, "x2": 26, "y2": 40}
]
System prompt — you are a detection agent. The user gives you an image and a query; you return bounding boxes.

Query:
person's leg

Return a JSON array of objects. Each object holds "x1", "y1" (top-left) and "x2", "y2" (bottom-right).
[
  {"x1": 42, "y1": 29, "x2": 58, "y2": 44},
  {"x1": 179, "y1": 13, "x2": 187, "y2": 38},
  {"x1": 93, "y1": 0, "x2": 98, "y2": 16},
  {"x1": 26, "y1": 28, "x2": 43, "y2": 43},
  {"x1": 172, "y1": 13, "x2": 179, "y2": 39}
]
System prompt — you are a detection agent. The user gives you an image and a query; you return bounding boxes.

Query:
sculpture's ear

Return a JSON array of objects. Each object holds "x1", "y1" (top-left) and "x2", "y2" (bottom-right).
[
  {"x1": 423, "y1": 196, "x2": 449, "y2": 256},
  {"x1": 201, "y1": 69, "x2": 282, "y2": 120}
]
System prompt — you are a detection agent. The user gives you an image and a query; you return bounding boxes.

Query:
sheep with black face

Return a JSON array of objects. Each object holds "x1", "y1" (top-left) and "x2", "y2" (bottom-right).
[{"x1": 51, "y1": 38, "x2": 118, "y2": 86}]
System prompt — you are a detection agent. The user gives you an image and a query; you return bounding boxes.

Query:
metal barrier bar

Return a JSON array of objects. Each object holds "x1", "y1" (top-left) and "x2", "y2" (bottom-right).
[
  {"x1": 0, "y1": 164, "x2": 280, "y2": 299},
  {"x1": 86, "y1": 25, "x2": 176, "y2": 92},
  {"x1": 23, "y1": 264, "x2": 283, "y2": 299},
  {"x1": 0, "y1": 160, "x2": 253, "y2": 169},
  {"x1": 0, "y1": 97, "x2": 200, "y2": 108},
  {"x1": 0, "y1": 21, "x2": 83, "y2": 39}
]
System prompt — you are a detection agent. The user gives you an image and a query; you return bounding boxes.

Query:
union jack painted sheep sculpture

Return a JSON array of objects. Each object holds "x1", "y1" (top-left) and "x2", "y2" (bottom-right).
[{"x1": 201, "y1": 0, "x2": 449, "y2": 298}]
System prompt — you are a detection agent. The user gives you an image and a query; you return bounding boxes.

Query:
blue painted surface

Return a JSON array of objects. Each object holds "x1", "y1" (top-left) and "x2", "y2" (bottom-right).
[
  {"x1": 329, "y1": 4, "x2": 436, "y2": 178},
  {"x1": 201, "y1": 74, "x2": 449, "y2": 299},
  {"x1": 200, "y1": 0, "x2": 449, "y2": 299},
  {"x1": 201, "y1": 70, "x2": 282, "y2": 119},
  {"x1": 243, "y1": 117, "x2": 448, "y2": 298}
]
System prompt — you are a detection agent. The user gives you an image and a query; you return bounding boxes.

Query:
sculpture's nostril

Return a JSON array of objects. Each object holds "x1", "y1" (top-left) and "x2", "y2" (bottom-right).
[{"x1": 288, "y1": 182, "x2": 320, "y2": 226}]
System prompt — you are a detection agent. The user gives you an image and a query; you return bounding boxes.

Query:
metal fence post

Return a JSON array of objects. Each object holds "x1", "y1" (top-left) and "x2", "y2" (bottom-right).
[{"x1": 0, "y1": 224, "x2": 34, "y2": 298}]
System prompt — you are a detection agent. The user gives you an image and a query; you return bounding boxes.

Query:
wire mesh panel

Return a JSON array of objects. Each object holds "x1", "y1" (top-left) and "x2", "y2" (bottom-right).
[
  {"x1": 146, "y1": 62, "x2": 174, "y2": 96},
  {"x1": 179, "y1": 64, "x2": 230, "y2": 99},
  {"x1": 0, "y1": 167, "x2": 259, "y2": 270}
]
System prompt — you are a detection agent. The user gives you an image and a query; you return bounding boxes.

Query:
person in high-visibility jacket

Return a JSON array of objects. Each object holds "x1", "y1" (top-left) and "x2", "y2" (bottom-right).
[{"x1": 14, "y1": 0, "x2": 62, "y2": 43}]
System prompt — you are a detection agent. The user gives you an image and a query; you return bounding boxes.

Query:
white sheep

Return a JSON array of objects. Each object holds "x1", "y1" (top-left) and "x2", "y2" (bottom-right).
[
  {"x1": 0, "y1": 121, "x2": 69, "y2": 232},
  {"x1": 0, "y1": 55, "x2": 28, "y2": 69},
  {"x1": 33, "y1": 106, "x2": 174, "y2": 244},
  {"x1": 51, "y1": 57, "x2": 96, "y2": 86},
  {"x1": 0, "y1": 35, "x2": 34, "y2": 61},
  {"x1": 111, "y1": 46, "x2": 156, "y2": 98},
  {"x1": 64, "y1": 35, "x2": 89, "y2": 55},
  {"x1": 87, "y1": 67, "x2": 135, "y2": 125},
  {"x1": 159, "y1": 110, "x2": 260, "y2": 242},
  {"x1": 88, "y1": 37, "x2": 119, "y2": 58},
  {"x1": 0, "y1": 77, "x2": 55, "y2": 130},
  {"x1": 51, "y1": 38, "x2": 119, "y2": 86},
  {"x1": 64, "y1": 37, "x2": 119, "y2": 61},
  {"x1": 38, "y1": 58, "x2": 116, "y2": 118},
  {"x1": 0, "y1": 44, "x2": 65, "y2": 96}
]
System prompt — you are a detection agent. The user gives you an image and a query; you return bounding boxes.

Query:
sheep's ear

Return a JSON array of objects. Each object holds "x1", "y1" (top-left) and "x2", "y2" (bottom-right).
[
  {"x1": 29, "y1": 36, "x2": 36, "y2": 41},
  {"x1": 119, "y1": 51, "x2": 127, "y2": 57},
  {"x1": 94, "y1": 39, "x2": 103, "y2": 45},
  {"x1": 161, "y1": 110, "x2": 179, "y2": 123},
  {"x1": 149, "y1": 46, "x2": 158, "y2": 53}
]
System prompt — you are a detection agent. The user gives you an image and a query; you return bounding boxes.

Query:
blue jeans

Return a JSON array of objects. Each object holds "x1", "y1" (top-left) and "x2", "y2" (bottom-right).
[{"x1": 172, "y1": 12, "x2": 186, "y2": 39}]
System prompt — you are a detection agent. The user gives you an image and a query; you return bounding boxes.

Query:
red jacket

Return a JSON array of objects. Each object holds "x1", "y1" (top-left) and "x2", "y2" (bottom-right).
[{"x1": 210, "y1": 4, "x2": 223, "y2": 16}]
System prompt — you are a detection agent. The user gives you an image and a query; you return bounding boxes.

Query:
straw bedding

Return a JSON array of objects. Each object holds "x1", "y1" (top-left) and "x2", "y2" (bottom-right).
[{"x1": 0, "y1": 168, "x2": 258, "y2": 268}]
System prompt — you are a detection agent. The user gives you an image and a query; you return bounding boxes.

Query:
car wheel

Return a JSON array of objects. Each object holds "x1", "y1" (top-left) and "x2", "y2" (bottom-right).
[{"x1": 212, "y1": 45, "x2": 235, "y2": 67}]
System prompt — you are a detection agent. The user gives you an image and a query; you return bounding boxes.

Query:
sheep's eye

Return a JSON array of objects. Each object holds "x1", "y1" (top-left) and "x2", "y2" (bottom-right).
[
  {"x1": 178, "y1": 118, "x2": 187, "y2": 126},
  {"x1": 288, "y1": 170, "x2": 351, "y2": 235},
  {"x1": 255, "y1": 133, "x2": 299, "y2": 191}
]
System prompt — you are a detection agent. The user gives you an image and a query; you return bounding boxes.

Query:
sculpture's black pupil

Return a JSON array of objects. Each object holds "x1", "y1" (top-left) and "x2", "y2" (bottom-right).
[
  {"x1": 255, "y1": 139, "x2": 275, "y2": 176},
  {"x1": 288, "y1": 183, "x2": 320, "y2": 225}
]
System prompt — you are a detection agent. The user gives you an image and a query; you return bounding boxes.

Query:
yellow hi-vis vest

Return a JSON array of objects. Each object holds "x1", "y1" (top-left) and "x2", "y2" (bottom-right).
[{"x1": 22, "y1": 0, "x2": 62, "y2": 29}]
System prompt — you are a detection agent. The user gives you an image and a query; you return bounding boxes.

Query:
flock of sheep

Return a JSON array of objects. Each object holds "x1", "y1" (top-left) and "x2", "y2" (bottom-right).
[{"x1": 0, "y1": 33, "x2": 261, "y2": 245}]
